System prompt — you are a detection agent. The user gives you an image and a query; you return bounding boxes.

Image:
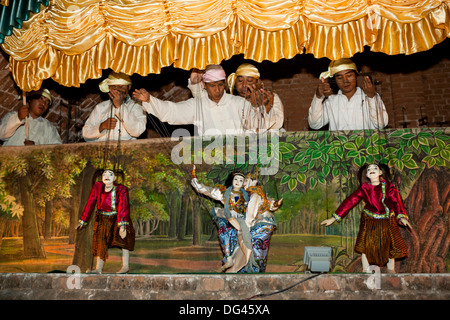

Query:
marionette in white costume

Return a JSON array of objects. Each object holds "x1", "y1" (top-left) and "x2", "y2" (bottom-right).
[
  {"x1": 321, "y1": 163, "x2": 412, "y2": 273},
  {"x1": 230, "y1": 169, "x2": 282, "y2": 273},
  {"x1": 76, "y1": 169, "x2": 135, "y2": 274},
  {"x1": 190, "y1": 166, "x2": 252, "y2": 272}
]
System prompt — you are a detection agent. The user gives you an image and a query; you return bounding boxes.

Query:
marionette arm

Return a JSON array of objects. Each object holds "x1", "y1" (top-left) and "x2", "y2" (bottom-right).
[
  {"x1": 321, "y1": 186, "x2": 364, "y2": 227},
  {"x1": 117, "y1": 186, "x2": 131, "y2": 239},
  {"x1": 387, "y1": 184, "x2": 412, "y2": 230},
  {"x1": 190, "y1": 166, "x2": 224, "y2": 203},
  {"x1": 76, "y1": 182, "x2": 101, "y2": 229}
]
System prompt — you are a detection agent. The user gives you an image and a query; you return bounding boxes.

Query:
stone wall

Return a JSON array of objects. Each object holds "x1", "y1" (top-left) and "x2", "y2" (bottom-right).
[{"x1": 0, "y1": 273, "x2": 449, "y2": 300}]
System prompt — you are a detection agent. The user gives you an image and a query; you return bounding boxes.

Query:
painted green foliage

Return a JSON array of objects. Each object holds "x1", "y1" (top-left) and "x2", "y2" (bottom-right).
[{"x1": 207, "y1": 128, "x2": 450, "y2": 198}]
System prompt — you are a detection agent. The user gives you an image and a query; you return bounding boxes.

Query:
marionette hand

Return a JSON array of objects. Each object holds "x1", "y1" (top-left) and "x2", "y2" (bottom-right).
[
  {"x1": 18, "y1": 104, "x2": 29, "y2": 121},
  {"x1": 320, "y1": 217, "x2": 337, "y2": 227},
  {"x1": 316, "y1": 78, "x2": 332, "y2": 98},
  {"x1": 399, "y1": 218, "x2": 412, "y2": 230},
  {"x1": 361, "y1": 76, "x2": 375, "y2": 98},
  {"x1": 273, "y1": 198, "x2": 283, "y2": 209},
  {"x1": 99, "y1": 118, "x2": 118, "y2": 132},
  {"x1": 119, "y1": 226, "x2": 127, "y2": 239},
  {"x1": 76, "y1": 221, "x2": 84, "y2": 230},
  {"x1": 132, "y1": 88, "x2": 151, "y2": 103},
  {"x1": 190, "y1": 68, "x2": 205, "y2": 85}
]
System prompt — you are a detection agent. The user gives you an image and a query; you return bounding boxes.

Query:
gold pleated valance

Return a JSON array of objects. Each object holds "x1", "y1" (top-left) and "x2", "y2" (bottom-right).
[{"x1": 2, "y1": 0, "x2": 450, "y2": 91}]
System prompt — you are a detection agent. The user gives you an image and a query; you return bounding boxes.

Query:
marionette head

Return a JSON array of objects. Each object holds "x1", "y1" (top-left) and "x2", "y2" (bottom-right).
[
  {"x1": 202, "y1": 65, "x2": 227, "y2": 103},
  {"x1": 92, "y1": 168, "x2": 125, "y2": 186},
  {"x1": 227, "y1": 63, "x2": 262, "y2": 97},
  {"x1": 358, "y1": 162, "x2": 391, "y2": 185},
  {"x1": 244, "y1": 167, "x2": 259, "y2": 190}
]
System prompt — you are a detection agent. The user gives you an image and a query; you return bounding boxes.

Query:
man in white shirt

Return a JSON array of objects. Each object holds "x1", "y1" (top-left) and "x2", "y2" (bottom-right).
[
  {"x1": 82, "y1": 72, "x2": 147, "y2": 142},
  {"x1": 188, "y1": 63, "x2": 284, "y2": 133},
  {"x1": 132, "y1": 65, "x2": 248, "y2": 136},
  {"x1": 308, "y1": 58, "x2": 388, "y2": 131},
  {"x1": 0, "y1": 89, "x2": 62, "y2": 146}
]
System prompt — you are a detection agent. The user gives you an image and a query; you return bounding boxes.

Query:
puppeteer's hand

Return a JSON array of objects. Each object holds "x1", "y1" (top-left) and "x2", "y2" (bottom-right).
[
  {"x1": 316, "y1": 78, "x2": 332, "y2": 98},
  {"x1": 320, "y1": 217, "x2": 336, "y2": 227},
  {"x1": 109, "y1": 88, "x2": 125, "y2": 109},
  {"x1": 119, "y1": 226, "x2": 127, "y2": 239},
  {"x1": 190, "y1": 68, "x2": 205, "y2": 85},
  {"x1": 99, "y1": 118, "x2": 118, "y2": 132},
  {"x1": 18, "y1": 104, "x2": 29, "y2": 121},
  {"x1": 132, "y1": 89, "x2": 151, "y2": 103},
  {"x1": 362, "y1": 76, "x2": 375, "y2": 98}
]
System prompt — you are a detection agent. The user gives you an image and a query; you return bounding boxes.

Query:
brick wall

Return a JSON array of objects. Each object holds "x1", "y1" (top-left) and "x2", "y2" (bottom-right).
[{"x1": 0, "y1": 39, "x2": 448, "y2": 140}]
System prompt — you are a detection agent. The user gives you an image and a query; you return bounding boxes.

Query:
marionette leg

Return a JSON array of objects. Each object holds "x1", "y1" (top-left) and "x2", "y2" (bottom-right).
[
  {"x1": 89, "y1": 256, "x2": 104, "y2": 274},
  {"x1": 117, "y1": 249, "x2": 130, "y2": 274},
  {"x1": 361, "y1": 254, "x2": 370, "y2": 273},
  {"x1": 387, "y1": 258, "x2": 395, "y2": 273}
]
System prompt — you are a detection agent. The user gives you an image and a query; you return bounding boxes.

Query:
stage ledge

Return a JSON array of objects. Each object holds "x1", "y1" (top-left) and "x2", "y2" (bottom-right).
[{"x1": 0, "y1": 273, "x2": 449, "y2": 300}]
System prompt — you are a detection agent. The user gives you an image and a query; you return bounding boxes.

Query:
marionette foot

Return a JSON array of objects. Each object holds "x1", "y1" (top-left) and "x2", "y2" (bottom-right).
[
  {"x1": 117, "y1": 249, "x2": 129, "y2": 274},
  {"x1": 88, "y1": 257, "x2": 104, "y2": 274},
  {"x1": 361, "y1": 254, "x2": 370, "y2": 273},
  {"x1": 387, "y1": 258, "x2": 395, "y2": 273},
  {"x1": 116, "y1": 266, "x2": 129, "y2": 274},
  {"x1": 220, "y1": 258, "x2": 234, "y2": 272}
]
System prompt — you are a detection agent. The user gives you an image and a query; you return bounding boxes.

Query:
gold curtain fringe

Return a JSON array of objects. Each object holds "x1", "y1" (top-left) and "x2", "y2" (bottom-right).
[{"x1": 3, "y1": 0, "x2": 450, "y2": 91}]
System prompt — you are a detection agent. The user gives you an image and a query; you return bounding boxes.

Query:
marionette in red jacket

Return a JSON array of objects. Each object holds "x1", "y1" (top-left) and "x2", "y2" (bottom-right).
[
  {"x1": 321, "y1": 163, "x2": 412, "y2": 273},
  {"x1": 76, "y1": 169, "x2": 135, "y2": 274}
]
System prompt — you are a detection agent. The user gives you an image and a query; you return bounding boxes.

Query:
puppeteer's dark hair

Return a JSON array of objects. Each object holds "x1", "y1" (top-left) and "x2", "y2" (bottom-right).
[{"x1": 358, "y1": 162, "x2": 391, "y2": 185}]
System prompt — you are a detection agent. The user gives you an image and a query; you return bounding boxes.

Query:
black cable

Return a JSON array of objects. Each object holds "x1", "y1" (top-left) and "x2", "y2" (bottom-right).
[{"x1": 246, "y1": 272, "x2": 323, "y2": 300}]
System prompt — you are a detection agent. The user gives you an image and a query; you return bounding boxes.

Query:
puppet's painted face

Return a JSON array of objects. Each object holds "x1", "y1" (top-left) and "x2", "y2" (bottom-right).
[
  {"x1": 232, "y1": 175, "x2": 245, "y2": 190},
  {"x1": 102, "y1": 170, "x2": 116, "y2": 187},
  {"x1": 243, "y1": 177, "x2": 257, "y2": 190},
  {"x1": 366, "y1": 164, "x2": 382, "y2": 181}
]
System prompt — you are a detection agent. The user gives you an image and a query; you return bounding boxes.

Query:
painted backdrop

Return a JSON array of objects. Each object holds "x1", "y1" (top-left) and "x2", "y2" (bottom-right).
[{"x1": 0, "y1": 127, "x2": 448, "y2": 274}]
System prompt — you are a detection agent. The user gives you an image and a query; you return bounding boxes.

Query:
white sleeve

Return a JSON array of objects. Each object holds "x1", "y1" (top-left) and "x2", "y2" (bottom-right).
[
  {"x1": 187, "y1": 79, "x2": 207, "y2": 99},
  {"x1": 44, "y1": 123, "x2": 62, "y2": 145},
  {"x1": 191, "y1": 178, "x2": 224, "y2": 203},
  {"x1": 367, "y1": 94, "x2": 388, "y2": 129},
  {"x1": 308, "y1": 95, "x2": 329, "y2": 129},
  {"x1": 82, "y1": 104, "x2": 107, "y2": 141},
  {"x1": 118, "y1": 102, "x2": 147, "y2": 138},
  {"x1": 142, "y1": 96, "x2": 196, "y2": 125},
  {"x1": 0, "y1": 112, "x2": 24, "y2": 140},
  {"x1": 264, "y1": 93, "x2": 284, "y2": 130}
]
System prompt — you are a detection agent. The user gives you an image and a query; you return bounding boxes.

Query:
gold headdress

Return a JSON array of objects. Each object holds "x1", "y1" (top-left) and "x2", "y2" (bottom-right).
[
  {"x1": 319, "y1": 58, "x2": 358, "y2": 79},
  {"x1": 99, "y1": 71, "x2": 132, "y2": 93},
  {"x1": 227, "y1": 63, "x2": 260, "y2": 94}
]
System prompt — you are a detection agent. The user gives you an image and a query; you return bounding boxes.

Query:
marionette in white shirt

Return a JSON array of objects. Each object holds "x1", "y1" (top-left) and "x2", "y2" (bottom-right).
[
  {"x1": 0, "y1": 89, "x2": 62, "y2": 146},
  {"x1": 308, "y1": 58, "x2": 388, "y2": 131},
  {"x1": 82, "y1": 72, "x2": 147, "y2": 142}
]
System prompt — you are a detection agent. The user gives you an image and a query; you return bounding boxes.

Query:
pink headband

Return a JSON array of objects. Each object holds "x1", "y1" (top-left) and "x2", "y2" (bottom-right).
[{"x1": 202, "y1": 68, "x2": 226, "y2": 83}]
